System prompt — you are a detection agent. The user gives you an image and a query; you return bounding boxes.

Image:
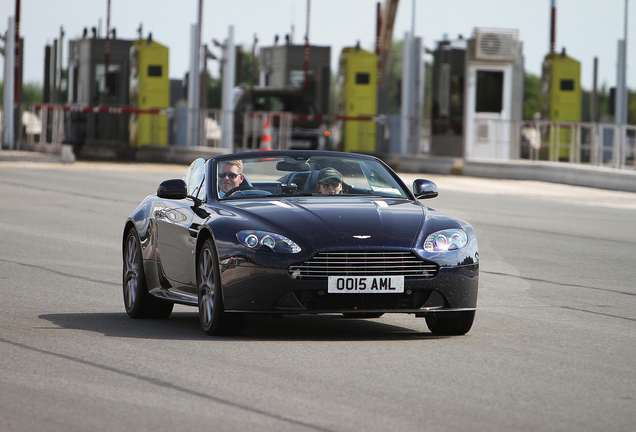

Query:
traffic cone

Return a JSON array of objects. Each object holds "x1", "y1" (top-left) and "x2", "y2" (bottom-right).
[{"x1": 259, "y1": 119, "x2": 273, "y2": 151}]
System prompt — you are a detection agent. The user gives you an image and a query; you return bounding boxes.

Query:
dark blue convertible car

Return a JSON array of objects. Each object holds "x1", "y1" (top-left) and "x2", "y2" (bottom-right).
[{"x1": 122, "y1": 151, "x2": 479, "y2": 336}]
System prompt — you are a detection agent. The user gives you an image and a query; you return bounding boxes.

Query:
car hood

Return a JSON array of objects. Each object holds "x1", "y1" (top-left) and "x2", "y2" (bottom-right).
[{"x1": 226, "y1": 197, "x2": 425, "y2": 250}]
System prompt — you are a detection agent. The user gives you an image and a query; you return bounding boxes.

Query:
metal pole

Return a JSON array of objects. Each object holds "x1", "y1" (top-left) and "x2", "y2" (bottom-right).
[
  {"x1": 375, "y1": 2, "x2": 381, "y2": 56},
  {"x1": 221, "y1": 25, "x2": 235, "y2": 150},
  {"x1": 105, "y1": 0, "x2": 110, "y2": 93},
  {"x1": 3, "y1": 17, "x2": 16, "y2": 149},
  {"x1": 187, "y1": 25, "x2": 200, "y2": 147},
  {"x1": 616, "y1": 0, "x2": 629, "y2": 126},
  {"x1": 550, "y1": 0, "x2": 556, "y2": 53},
  {"x1": 400, "y1": 31, "x2": 411, "y2": 155},
  {"x1": 59, "y1": 26, "x2": 64, "y2": 103},
  {"x1": 592, "y1": 57, "x2": 598, "y2": 122},
  {"x1": 622, "y1": 0, "x2": 628, "y2": 123},
  {"x1": 303, "y1": 0, "x2": 311, "y2": 91},
  {"x1": 187, "y1": 0, "x2": 203, "y2": 147},
  {"x1": 14, "y1": 0, "x2": 21, "y2": 105}
]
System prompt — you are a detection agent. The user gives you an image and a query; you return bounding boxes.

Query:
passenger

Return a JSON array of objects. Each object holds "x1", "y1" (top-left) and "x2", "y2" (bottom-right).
[
  {"x1": 317, "y1": 167, "x2": 343, "y2": 195},
  {"x1": 218, "y1": 160, "x2": 245, "y2": 197}
]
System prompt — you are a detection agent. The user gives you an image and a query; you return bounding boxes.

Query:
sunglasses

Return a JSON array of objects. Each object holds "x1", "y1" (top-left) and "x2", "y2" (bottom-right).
[
  {"x1": 218, "y1": 172, "x2": 239, "y2": 179},
  {"x1": 320, "y1": 180, "x2": 341, "y2": 188}
]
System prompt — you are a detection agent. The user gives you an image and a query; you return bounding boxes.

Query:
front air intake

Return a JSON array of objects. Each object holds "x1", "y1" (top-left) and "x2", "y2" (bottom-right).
[{"x1": 288, "y1": 251, "x2": 438, "y2": 280}]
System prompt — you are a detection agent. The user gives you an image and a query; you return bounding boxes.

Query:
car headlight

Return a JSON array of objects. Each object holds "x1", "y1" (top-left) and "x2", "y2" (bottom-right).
[
  {"x1": 424, "y1": 229, "x2": 467, "y2": 252},
  {"x1": 236, "y1": 230, "x2": 301, "y2": 253}
]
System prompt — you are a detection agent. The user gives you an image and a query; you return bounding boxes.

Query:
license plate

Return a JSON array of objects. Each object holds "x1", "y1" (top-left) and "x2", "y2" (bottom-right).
[{"x1": 327, "y1": 276, "x2": 404, "y2": 293}]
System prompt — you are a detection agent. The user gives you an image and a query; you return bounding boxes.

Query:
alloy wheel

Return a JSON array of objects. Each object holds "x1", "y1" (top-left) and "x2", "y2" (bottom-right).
[
  {"x1": 199, "y1": 246, "x2": 216, "y2": 328},
  {"x1": 123, "y1": 234, "x2": 139, "y2": 311}
]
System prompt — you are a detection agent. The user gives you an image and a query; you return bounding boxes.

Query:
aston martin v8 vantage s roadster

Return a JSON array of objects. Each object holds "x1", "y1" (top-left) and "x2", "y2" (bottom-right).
[{"x1": 122, "y1": 151, "x2": 479, "y2": 336}]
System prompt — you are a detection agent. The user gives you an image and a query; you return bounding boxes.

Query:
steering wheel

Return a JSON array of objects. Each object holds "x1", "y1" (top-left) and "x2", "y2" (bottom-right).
[{"x1": 225, "y1": 185, "x2": 256, "y2": 197}]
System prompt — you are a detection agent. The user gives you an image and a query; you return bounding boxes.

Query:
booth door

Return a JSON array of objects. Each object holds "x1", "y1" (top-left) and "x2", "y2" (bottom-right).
[{"x1": 465, "y1": 65, "x2": 513, "y2": 159}]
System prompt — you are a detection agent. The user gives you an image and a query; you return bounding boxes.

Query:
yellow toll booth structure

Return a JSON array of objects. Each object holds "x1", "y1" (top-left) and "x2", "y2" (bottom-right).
[
  {"x1": 129, "y1": 38, "x2": 169, "y2": 147},
  {"x1": 541, "y1": 50, "x2": 582, "y2": 160},
  {"x1": 338, "y1": 47, "x2": 377, "y2": 153}
]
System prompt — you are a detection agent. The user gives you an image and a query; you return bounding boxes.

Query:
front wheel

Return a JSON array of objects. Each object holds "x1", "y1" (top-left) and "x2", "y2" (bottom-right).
[
  {"x1": 425, "y1": 311, "x2": 475, "y2": 336},
  {"x1": 123, "y1": 228, "x2": 173, "y2": 319},
  {"x1": 198, "y1": 239, "x2": 245, "y2": 336}
]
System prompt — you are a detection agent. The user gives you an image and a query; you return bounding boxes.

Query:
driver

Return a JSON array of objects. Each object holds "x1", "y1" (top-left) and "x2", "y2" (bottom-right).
[
  {"x1": 218, "y1": 160, "x2": 245, "y2": 197},
  {"x1": 317, "y1": 167, "x2": 343, "y2": 195}
]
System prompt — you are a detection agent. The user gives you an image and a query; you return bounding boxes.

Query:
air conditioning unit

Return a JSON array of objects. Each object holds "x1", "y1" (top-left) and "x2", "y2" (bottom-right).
[{"x1": 474, "y1": 28, "x2": 519, "y2": 62}]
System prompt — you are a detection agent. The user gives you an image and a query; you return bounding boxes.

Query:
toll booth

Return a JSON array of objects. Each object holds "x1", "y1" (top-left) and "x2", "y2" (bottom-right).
[
  {"x1": 338, "y1": 47, "x2": 377, "y2": 153},
  {"x1": 258, "y1": 44, "x2": 331, "y2": 114},
  {"x1": 430, "y1": 36, "x2": 467, "y2": 157},
  {"x1": 65, "y1": 34, "x2": 133, "y2": 154},
  {"x1": 129, "y1": 38, "x2": 169, "y2": 147},
  {"x1": 541, "y1": 49, "x2": 582, "y2": 159},
  {"x1": 464, "y1": 28, "x2": 524, "y2": 159}
]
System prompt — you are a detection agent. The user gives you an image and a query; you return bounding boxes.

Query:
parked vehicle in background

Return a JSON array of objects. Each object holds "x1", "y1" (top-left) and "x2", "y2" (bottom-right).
[{"x1": 233, "y1": 85, "x2": 329, "y2": 150}]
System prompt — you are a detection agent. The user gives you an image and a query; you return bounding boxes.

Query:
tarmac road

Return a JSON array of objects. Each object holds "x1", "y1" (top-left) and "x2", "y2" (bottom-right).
[{"x1": 1, "y1": 160, "x2": 635, "y2": 432}]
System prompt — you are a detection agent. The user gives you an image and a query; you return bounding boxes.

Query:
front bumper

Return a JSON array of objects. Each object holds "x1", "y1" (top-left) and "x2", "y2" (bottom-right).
[{"x1": 220, "y1": 262, "x2": 478, "y2": 314}]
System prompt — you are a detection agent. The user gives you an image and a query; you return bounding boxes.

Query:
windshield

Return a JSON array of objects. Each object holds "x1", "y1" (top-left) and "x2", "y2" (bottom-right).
[{"x1": 215, "y1": 154, "x2": 409, "y2": 200}]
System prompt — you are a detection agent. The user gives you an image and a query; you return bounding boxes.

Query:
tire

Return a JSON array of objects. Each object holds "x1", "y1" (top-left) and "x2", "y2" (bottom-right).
[
  {"x1": 425, "y1": 310, "x2": 475, "y2": 336},
  {"x1": 198, "y1": 239, "x2": 245, "y2": 336},
  {"x1": 123, "y1": 228, "x2": 173, "y2": 319},
  {"x1": 342, "y1": 312, "x2": 384, "y2": 319}
]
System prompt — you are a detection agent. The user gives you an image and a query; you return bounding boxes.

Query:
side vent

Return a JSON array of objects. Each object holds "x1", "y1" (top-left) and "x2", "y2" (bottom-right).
[{"x1": 474, "y1": 28, "x2": 519, "y2": 62}]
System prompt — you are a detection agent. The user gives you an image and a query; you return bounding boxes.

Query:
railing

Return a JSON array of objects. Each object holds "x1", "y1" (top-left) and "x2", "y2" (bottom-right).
[
  {"x1": 27, "y1": 104, "x2": 65, "y2": 154},
  {"x1": 238, "y1": 111, "x2": 293, "y2": 151},
  {"x1": 471, "y1": 118, "x2": 636, "y2": 170},
  {"x1": 19, "y1": 105, "x2": 295, "y2": 154},
  {"x1": 8, "y1": 105, "x2": 635, "y2": 173}
]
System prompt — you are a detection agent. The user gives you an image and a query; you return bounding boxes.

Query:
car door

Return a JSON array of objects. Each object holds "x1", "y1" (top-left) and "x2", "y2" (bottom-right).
[{"x1": 155, "y1": 158, "x2": 207, "y2": 291}]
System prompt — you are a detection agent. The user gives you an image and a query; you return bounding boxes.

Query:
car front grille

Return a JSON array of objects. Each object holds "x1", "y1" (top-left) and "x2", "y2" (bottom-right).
[{"x1": 288, "y1": 251, "x2": 438, "y2": 280}]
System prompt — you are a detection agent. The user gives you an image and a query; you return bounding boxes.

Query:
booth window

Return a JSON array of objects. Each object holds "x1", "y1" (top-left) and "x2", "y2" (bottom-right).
[
  {"x1": 148, "y1": 65, "x2": 163, "y2": 77},
  {"x1": 560, "y1": 79, "x2": 574, "y2": 91},
  {"x1": 355, "y1": 73, "x2": 370, "y2": 85},
  {"x1": 95, "y1": 64, "x2": 121, "y2": 102},
  {"x1": 475, "y1": 70, "x2": 503, "y2": 113}
]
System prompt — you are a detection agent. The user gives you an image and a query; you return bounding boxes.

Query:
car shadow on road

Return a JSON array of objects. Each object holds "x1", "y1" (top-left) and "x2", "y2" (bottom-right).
[{"x1": 38, "y1": 312, "x2": 445, "y2": 341}]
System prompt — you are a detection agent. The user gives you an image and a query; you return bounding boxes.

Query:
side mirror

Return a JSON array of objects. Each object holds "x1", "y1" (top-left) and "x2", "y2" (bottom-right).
[
  {"x1": 413, "y1": 179, "x2": 438, "y2": 199},
  {"x1": 157, "y1": 179, "x2": 188, "y2": 199}
]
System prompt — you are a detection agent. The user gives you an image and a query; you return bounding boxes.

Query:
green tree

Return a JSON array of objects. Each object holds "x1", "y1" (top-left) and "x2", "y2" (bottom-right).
[
  {"x1": 0, "y1": 81, "x2": 42, "y2": 106},
  {"x1": 22, "y1": 82, "x2": 43, "y2": 105},
  {"x1": 205, "y1": 47, "x2": 256, "y2": 109},
  {"x1": 628, "y1": 89, "x2": 636, "y2": 125},
  {"x1": 386, "y1": 39, "x2": 403, "y2": 115},
  {"x1": 206, "y1": 72, "x2": 222, "y2": 109},
  {"x1": 523, "y1": 73, "x2": 541, "y2": 120}
]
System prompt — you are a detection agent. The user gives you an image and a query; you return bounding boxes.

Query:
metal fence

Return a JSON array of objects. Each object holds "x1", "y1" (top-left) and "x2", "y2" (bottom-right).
[
  {"x1": 3, "y1": 104, "x2": 636, "y2": 173},
  {"x1": 179, "y1": 108, "x2": 225, "y2": 148},
  {"x1": 472, "y1": 118, "x2": 636, "y2": 170},
  {"x1": 10, "y1": 105, "x2": 294, "y2": 155},
  {"x1": 238, "y1": 111, "x2": 293, "y2": 152}
]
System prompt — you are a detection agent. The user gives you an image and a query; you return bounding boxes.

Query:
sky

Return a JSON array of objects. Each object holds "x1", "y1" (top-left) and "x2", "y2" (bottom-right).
[{"x1": 1, "y1": 0, "x2": 635, "y2": 91}]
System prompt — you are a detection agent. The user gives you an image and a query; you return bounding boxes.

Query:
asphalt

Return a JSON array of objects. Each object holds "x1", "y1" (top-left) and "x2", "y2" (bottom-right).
[{"x1": 2, "y1": 145, "x2": 636, "y2": 195}]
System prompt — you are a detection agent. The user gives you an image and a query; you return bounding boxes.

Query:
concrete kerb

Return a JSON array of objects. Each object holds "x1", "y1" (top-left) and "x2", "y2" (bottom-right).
[{"x1": 388, "y1": 155, "x2": 636, "y2": 194}]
